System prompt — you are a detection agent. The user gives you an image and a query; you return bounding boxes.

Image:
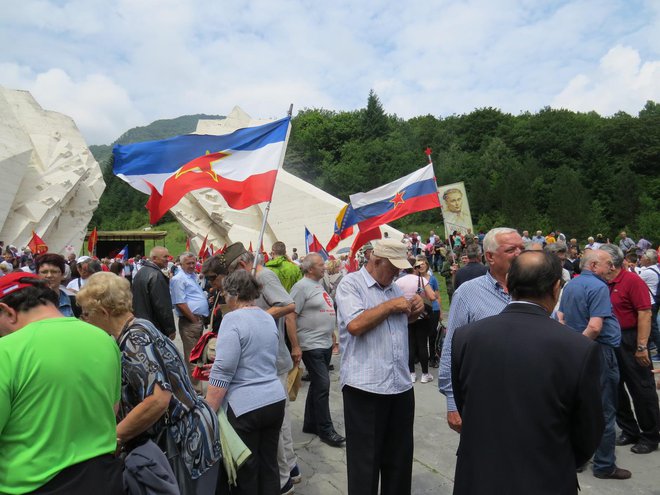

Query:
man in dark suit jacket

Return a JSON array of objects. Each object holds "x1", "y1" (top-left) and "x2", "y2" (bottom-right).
[
  {"x1": 131, "y1": 246, "x2": 176, "y2": 339},
  {"x1": 451, "y1": 250, "x2": 604, "y2": 495}
]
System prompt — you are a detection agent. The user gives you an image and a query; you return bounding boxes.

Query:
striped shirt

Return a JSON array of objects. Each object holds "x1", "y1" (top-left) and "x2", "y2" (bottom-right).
[
  {"x1": 439, "y1": 271, "x2": 510, "y2": 411},
  {"x1": 336, "y1": 267, "x2": 412, "y2": 394}
]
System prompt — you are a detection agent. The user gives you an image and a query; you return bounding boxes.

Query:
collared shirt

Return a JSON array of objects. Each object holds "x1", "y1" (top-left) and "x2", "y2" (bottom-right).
[
  {"x1": 607, "y1": 269, "x2": 651, "y2": 329},
  {"x1": 58, "y1": 288, "x2": 74, "y2": 317},
  {"x1": 559, "y1": 270, "x2": 621, "y2": 347},
  {"x1": 439, "y1": 271, "x2": 510, "y2": 411},
  {"x1": 170, "y1": 270, "x2": 209, "y2": 317},
  {"x1": 335, "y1": 267, "x2": 411, "y2": 395}
]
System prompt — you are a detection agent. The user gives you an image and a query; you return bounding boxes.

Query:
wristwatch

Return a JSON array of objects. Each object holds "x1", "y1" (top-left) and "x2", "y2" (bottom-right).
[{"x1": 636, "y1": 344, "x2": 648, "y2": 352}]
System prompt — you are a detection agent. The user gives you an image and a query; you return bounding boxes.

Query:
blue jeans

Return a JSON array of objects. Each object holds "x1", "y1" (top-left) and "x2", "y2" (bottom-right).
[
  {"x1": 592, "y1": 344, "x2": 619, "y2": 475},
  {"x1": 301, "y1": 347, "x2": 334, "y2": 437}
]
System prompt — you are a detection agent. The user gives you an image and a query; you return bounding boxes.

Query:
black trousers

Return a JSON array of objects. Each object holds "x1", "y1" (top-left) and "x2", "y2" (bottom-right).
[
  {"x1": 224, "y1": 400, "x2": 285, "y2": 495},
  {"x1": 31, "y1": 454, "x2": 123, "y2": 494},
  {"x1": 302, "y1": 346, "x2": 334, "y2": 437},
  {"x1": 343, "y1": 386, "x2": 414, "y2": 495},
  {"x1": 615, "y1": 328, "x2": 660, "y2": 446},
  {"x1": 408, "y1": 318, "x2": 430, "y2": 374},
  {"x1": 427, "y1": 310, "x2": 441, "y2": 362}
]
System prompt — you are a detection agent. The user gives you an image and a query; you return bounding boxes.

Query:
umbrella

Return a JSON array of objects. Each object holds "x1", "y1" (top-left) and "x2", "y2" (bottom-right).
[{"x1": 336, "y1": 247, "x2": 351, "y2": 254}]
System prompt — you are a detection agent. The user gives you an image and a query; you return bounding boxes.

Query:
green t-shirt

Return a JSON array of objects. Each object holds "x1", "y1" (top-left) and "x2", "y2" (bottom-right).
[{"x1": 0, "y1": 317, "x2": 121, "y2": 494}]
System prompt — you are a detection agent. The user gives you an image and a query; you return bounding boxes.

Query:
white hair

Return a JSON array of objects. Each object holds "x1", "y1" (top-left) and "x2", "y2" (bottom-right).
[{"x1": 483, "y1": 228, "x2": 518, "y2": 253}]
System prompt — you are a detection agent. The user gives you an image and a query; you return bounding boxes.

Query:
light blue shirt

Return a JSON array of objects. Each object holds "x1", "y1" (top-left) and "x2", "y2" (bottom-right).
[
  {"x1": 439, "y1": 271, "x2": 510, "y2": 411},
  {"x1": 559, "y1": 270, "x2": 621, "y2": 347},
  {"x1": 209, "y1": 308, "x2": 286, "y2": 417},
  {"x1": 170, "y1": 270, "x2": 209, "y2": 317},
  {"x1": 335, "y1": 267, "x2": 412, "y2": 395}
]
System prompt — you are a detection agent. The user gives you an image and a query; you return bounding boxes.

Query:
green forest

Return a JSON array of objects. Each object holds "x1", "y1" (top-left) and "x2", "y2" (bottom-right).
[{"x1": 90, "y1": 92, "x2": 660, "y2": 243}]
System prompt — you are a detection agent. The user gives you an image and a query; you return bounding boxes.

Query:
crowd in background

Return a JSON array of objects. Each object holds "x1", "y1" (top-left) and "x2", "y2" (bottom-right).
[{"x1": 0, "y1": 226, "x2": 658, "y2": 495}]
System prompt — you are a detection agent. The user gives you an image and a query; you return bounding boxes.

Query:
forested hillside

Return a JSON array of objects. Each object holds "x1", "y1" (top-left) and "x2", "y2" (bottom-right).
[{"x1": 90, "y1": 93, "x2": 659, "y2": 242}]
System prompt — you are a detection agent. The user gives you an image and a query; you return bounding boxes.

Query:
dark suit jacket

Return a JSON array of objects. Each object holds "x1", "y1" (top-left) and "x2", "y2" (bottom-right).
[
  {"x1": 131, "y1": 260, "x2": 176, "y2": 337},
  {"x1": 451, "y1": 302, "x2": 603, "y2": 495}
]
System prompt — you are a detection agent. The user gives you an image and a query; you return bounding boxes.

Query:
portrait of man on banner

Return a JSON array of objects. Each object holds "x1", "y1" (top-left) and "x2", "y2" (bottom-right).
[{"x1": 438, "y1": 181, "x2": 473, "y2": 238}]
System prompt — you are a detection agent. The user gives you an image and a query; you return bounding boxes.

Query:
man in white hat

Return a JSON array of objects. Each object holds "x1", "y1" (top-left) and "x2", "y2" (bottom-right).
[{"x1": 335, "y1": 239, "x2": 424, "y2": 495}]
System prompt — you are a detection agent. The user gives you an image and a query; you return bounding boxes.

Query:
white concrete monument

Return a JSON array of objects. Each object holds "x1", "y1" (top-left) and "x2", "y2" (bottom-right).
[{"x1": 0, "y1": 87, "x2": 105, "y2": 253}]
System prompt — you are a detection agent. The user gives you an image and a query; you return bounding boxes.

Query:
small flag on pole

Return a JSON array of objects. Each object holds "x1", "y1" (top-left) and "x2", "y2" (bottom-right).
[
  {"x1": 28, "y1": 231, "x2": 48, "y2": 255},
  {"x1": 305, "y1": 227, "x2": 329, "y2": 261},
  {"x1": 87, "y1": 227, "x2": 98, "y2": 255},
  {"x1": 115, "y1": 245, "x2": 129, "y2": 261}
]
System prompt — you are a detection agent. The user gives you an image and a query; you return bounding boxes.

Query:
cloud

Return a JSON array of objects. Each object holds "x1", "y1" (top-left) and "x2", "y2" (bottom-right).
[
  {"x1": 552, "y1": 45, "x2": 660, "y2": 115},
  {"x1": 0, "y1": 64, "x2": 144, "y2": 144},
  {"x1": 0, "y1": 0, "x2": 658, "y2": 143}
]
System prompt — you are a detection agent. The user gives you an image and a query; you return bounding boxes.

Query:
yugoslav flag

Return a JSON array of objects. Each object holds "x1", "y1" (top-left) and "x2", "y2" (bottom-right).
[
  {"x1": 305, "y1": 227, "x2": 329, "y2": 260},
  {"x1": 349, "y1": 164, "x2": 440, "y2": 232},
  {"x1": 116, "y1": 245, "x2": 129, "y2": 261},
  {"x1": 113, "y1": 117, "x2": 291, "y2": 224}
]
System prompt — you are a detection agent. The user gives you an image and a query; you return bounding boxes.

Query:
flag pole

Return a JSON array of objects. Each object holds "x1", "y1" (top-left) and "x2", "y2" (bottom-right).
[{"x1": 252, "y1": 104, "x2": 294, "y2": 276}]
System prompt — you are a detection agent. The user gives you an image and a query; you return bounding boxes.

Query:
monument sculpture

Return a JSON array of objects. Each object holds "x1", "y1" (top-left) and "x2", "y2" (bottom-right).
[{"x1": 0, "y1": 86, "x2": 105, "y2": 253}]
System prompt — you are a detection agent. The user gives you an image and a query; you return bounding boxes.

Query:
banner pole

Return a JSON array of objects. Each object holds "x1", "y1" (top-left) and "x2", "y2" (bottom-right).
[{"x1": 252, "y1": 104, "x2": 294, "y2": 276}]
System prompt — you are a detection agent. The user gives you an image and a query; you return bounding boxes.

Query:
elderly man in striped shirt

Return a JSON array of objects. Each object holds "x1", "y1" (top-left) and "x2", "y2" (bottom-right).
[
  {"x1": 438, "y1": 227, "x2": 525, "y2": 433},
  {"x1": 336, "y1": 239, "x2": 424, "y2": 495}
]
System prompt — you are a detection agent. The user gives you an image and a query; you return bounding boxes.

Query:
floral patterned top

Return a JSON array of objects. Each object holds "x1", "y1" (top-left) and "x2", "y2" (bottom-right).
[{"x1": 117, "y1": 318, "x2": 221, "y2": 479}]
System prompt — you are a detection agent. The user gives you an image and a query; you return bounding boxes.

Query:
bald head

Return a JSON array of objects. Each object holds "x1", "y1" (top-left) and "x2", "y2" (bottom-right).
[
  {"x1": 507, "y1": 250, "x2": 562, "y2": 302},
  {"x1": 150, "y1": 246, "x2": 170, "y2": 269}
]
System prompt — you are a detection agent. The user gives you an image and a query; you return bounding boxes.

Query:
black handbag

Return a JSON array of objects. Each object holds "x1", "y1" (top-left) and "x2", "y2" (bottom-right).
[{"x1": 417, "y1": 276, "x2": 433, "y2": 319}]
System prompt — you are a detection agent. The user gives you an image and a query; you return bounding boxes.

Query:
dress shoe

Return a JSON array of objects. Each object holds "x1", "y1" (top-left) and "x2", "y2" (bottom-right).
[
  {"x1": 631, "y1": 442, "x2": 658, "y2": 454},
  {"x1": 319, "y1": 431, "x2": 345, "y2": 447},
  {"x1": 615, "y1": 433, "x2": 638, "y2": 446},
  {"x1": 594, "y1": 467, "x2": 632, "y2": 480}
]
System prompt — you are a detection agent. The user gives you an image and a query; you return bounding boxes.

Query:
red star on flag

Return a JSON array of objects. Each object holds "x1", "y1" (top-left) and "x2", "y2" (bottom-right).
[
  {"x1": 175, "y1": 151, "x2": 229, "y2": 182},
  {"x1": 390, "y1": 191, "x2": 405, "y2": 208}
]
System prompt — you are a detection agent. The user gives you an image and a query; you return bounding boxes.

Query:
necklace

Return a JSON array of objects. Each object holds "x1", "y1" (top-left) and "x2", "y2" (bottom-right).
[{"x1": 117, "y1": 314, "x2": 136, "y2": 340}]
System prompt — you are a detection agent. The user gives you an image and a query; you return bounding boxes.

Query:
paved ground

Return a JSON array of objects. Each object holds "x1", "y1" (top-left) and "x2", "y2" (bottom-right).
[
  {"x1": 285, "y1": 354, "x2": 660, "y2": 495},
  {"x1": 174, "y1": 329, "x2": 660, "y2": 495}
]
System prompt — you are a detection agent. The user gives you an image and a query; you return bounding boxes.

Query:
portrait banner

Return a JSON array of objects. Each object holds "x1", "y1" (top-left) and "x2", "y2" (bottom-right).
[{"x1": 438, "y1": 181, "x2": 473, "y2": 239}]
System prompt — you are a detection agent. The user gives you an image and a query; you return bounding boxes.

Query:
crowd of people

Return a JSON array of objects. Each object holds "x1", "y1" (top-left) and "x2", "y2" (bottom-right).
[{"x1": 0, "y1": 226, "x2": 658, "y2": 494}]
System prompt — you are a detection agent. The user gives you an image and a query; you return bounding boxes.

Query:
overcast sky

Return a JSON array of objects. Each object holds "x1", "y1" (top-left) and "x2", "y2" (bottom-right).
[{"x1": 1, "y1": 0, "x2": 658, "y2": 145}]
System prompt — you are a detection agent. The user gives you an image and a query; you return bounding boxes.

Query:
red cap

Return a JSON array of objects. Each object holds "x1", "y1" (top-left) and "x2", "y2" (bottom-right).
[{"x1": 0, "y1": 272, "x2": 41, "y2": 298}]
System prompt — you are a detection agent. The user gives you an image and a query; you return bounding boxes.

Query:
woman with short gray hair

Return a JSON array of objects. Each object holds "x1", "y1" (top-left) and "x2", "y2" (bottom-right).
[{"x1": 206, "y1": 270, "x2": 286, "y2": 495}]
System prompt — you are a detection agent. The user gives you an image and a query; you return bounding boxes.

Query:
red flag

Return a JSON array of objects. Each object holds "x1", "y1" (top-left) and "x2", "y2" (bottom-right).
[
  {"x1": 87, "y1": 227, "x2": 98, "y2": 254},
  {"x1": 219, "y1": 243, "x2": 227, "y2": 254},
  {"x1": 28, "y1": 231, "x2": 48, "y2": 255},
  {"x1": 248, "y1": 241, "x2": 253, "y2": 253},
  {"x1": 210, "y1": 243, "x2": 215, "y2": 255},
  {"x1": 198, "y1": 235, "x2": 208, "y2": 260},
  {"x1": 349, "y1": 226, "x2": 382, "y2": 258},
  {"x1": 185, "y1": 237, "x2": 191, "y2": 251},
  {"x1": 345, "y1": 256, "x2": 360, "y2": 273}
]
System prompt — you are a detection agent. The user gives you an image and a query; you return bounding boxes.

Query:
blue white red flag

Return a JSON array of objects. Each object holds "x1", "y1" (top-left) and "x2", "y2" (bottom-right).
[
  {"x1": 116, "y1": 245, "x2": 129, "y2": 261},
  {"x1": 113, "y1": 117, "x2": 291, "y2": 224},
  {"x1": 305, "y1": 227, "x2": 329, "y2": 261},
  {"x1": 349, "y1": 164, "x2": 440, "y2": 231}
]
